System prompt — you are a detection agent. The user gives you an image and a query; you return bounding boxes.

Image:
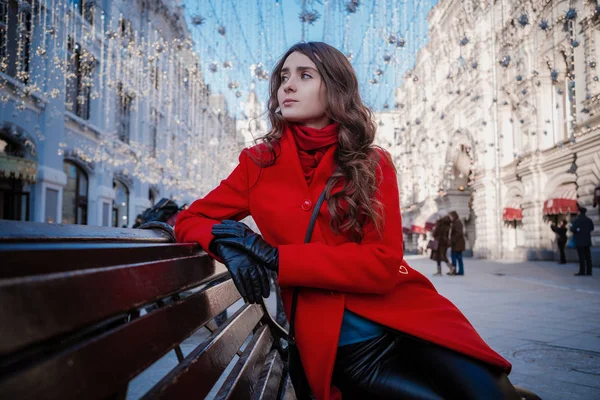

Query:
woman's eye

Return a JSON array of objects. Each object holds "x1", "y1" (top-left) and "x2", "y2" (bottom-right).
[
  {"x1": 281, "y1": 75, "x2": 288, "y2": 82},
  {"x1": 302, "y1": 73, "x2": 312, "y2": 79}
]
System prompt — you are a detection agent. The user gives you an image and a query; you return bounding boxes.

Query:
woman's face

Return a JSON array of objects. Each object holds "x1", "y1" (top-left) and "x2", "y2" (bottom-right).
[{"x1": 277, "y1": 51, "x2": 330, "y2": 128}]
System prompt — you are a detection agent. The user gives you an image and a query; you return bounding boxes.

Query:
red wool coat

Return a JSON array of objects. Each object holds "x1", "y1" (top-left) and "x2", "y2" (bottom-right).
[{"x1": 175, "y1": 129, "x2": 511, "y2": 400}]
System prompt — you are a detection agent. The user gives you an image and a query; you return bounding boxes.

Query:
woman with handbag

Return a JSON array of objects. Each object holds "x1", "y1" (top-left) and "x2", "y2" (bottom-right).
[
  {"x1": 430, "y1": 216, "x2": 454, "y2": 276},
  {"x1": 175, "y1": 42, "x2": 520, "y2": 399}
]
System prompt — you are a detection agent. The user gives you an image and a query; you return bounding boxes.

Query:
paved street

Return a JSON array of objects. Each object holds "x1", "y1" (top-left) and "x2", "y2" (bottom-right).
[
  {"x1": 128, "y1": 257, "x2": 600, "y2": 399},
  {"x1": 404, "y1": 255, "x2": 600, "y2": 400}
]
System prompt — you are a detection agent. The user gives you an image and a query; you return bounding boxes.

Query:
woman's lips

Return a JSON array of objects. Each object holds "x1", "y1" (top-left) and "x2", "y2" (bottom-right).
[{"x1": 282, "y1": 100, "x2": 298, "y2": 106}]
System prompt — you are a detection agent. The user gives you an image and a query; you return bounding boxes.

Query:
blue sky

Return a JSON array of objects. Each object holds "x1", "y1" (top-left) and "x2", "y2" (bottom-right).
[{"x1": 183, "y1": 0, "x2": 438, "y2": 117}]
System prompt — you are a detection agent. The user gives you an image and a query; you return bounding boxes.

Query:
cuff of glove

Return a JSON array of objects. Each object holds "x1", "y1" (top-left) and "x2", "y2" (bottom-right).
[{"x1": 207, "y1": 237, "x2": 224, "y2": 263}]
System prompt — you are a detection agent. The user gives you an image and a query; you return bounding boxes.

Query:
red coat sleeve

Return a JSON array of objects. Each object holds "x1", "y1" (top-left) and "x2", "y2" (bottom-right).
[
  {"x1": 174, "y1": 150, "x2": 250, "y2": 258},
  {"x1": 277, "y1": 152, "x2": 405, "y2": 294}
]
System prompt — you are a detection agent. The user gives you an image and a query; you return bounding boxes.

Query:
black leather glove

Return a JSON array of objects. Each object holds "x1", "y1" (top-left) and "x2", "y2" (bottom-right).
[
  {"x1": 212, "y1": 220, "x2": 279, "y2": 273},
  {"x1": 209, "y1": 239, "x2": 270, "y2": 304}
]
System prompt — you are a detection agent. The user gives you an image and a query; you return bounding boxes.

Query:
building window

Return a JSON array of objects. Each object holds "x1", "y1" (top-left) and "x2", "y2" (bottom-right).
[
  {"x1": 0, "y1": 176, "x2": 29, "y2": 221},
  {"x1": 0, "y1": 0, "x2": 32, "y2": 83},
  {"x1": 0, "y1": 135, "x2": 32, "y2": 221},
  {"x1": 113, "y1": 180, "x2": 129, "y2": 227},
  {"x1": 116, "y1": 83, "x2": 133, "y2": 143},
  {"x1": 65, "y1": 37, "x2": 95, "y2": 120},
  {"x1": 119, "y1": 17, "x2": 134, "y2": 43},
  {"x1": 62, "y1": 160, "x2": 88, "y2": 224},
  {"x1": 151, "y1": 60, "x2": 160, "y2": 90},
  {"x1": 68, "y1": 0, "x2": 94, "y2": 25},
  {"x1": 150, "y1": 108, "x2": 162, "y2": 158}
]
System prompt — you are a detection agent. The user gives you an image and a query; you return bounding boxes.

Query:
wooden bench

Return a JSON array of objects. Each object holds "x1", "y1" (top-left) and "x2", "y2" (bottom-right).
[{"x1": 0, "y1": 220, "x2": 296, "y2": 400}]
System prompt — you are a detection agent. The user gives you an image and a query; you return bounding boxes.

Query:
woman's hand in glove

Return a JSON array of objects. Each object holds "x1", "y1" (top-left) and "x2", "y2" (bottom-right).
[
  {"x1": 209, "y1": 239, "x2": 270, "y2": 304},
  {"x1": 212, "y1": 220, "x2": 279, "y2": 273}
]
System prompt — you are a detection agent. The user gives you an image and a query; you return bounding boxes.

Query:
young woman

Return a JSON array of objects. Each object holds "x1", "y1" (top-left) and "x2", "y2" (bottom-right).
[
  {"x1": 175, "y1": 42, "x2": 520, "y2": 400},
  {"x1": 431, "y1": 216, "x2": 453, "y2": 276}
]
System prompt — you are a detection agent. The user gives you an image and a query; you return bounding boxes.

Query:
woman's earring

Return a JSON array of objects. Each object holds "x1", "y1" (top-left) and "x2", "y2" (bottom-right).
[{"x1": 275, "y1": 106, "x2": 281, "y2": 114}]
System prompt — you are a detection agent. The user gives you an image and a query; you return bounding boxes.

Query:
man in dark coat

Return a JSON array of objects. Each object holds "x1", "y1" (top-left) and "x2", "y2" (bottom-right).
[
  {"x1": 571, "y1": 206, "x2": 595, "y2": 276},
  {"x1": 551, "y1": 220, "x2": 568, "y2": 264},
  {"x1": 449, "y1": 211, "x2": 466, "y2": 275}
]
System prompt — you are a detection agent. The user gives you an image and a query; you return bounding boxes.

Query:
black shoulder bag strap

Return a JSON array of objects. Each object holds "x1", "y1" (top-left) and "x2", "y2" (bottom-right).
[{"x1": 288, "y1": 187, "x2": 328, "y2": 342}]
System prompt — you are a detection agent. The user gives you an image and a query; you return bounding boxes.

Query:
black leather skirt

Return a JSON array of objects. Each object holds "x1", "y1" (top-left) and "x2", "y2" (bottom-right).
[{"x1": 332, "y1": 331, "x2": 520, "y2": 400}]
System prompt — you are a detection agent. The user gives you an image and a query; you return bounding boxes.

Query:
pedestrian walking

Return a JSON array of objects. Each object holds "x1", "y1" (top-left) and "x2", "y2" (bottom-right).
[
  {"x1": 175, "y1": 42, "x2": 520, "y2": 399},
  {"x1": 550, "y1": 220, "x2": 568, "y2": 264},
  {"x1": 449, "y1": 211, "x2": 466, "y2": 275},
  {"x1": 417, "y1": 233, "x2": 427, "y2": 255},
  {"x1": 571, "y1": 206, "x2": 595, "y2": 276},
  {"x1": 431, "y1": 216, "x2": 453, "y2": 276}
]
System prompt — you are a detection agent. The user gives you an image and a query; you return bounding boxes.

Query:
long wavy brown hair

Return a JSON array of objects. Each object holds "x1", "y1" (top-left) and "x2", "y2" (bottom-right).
[{"x1": 251, "y1": 42, "x2": 391, "y2": 241}]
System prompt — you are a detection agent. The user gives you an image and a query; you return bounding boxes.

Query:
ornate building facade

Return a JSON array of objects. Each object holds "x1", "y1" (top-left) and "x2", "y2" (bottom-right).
[
  {"x1": 0, "y1": 0, "x2": 239, "y2": 226},
  {"x1": 390, "y1": 0, "x2": 600, "y2": 262}
]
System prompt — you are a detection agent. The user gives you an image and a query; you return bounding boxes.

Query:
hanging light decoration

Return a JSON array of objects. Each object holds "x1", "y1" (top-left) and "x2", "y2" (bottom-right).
[
  {"x1": 217, "y1": 25, "x2": 226, "y2": 36},
  {"x1": 500, "y1": 55, "x2": 511, "y2": 67},
  {"x1": 518, "y1": 14, "x2": 529, "y2": 27},
  {"x1": 209, "y1": 62, "x2": 218, "y2": 73},
  {"x1": 460, "y1": 37, "x2": 469, "y2": 46},
  {"x1": 223, "y1": 60, "x2": 233, "y2": 69},
  {"x1": 396, "y1": 37, "x2": 406, "y2": 48},
  {"x1": 251, "y1": 63, "x2": 269, "y2": 81},
  {"x1": 191, "y1": 15, "x2": 205, "y2": 26},
  {"x1": 383, "y1": 52, "x2": 392, "y2": 63},
  {"x1": 299, "y1": 9, "x2": 320, "y2": 25},
  {"x1": 539, "y1": 19, "x2": 549, "y2": 30},
  {"x1": 551, "y1": 69, "x2": 559, "y2": 82},
  {"x1": 345, "y1": 1, "x2": 360, "y2": 14}
]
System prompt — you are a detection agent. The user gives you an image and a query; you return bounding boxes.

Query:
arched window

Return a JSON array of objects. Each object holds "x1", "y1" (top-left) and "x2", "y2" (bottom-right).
[
  {"x1": 62, "y1": 160, "x2": 88, "y2": 224},
  {"x1": 113, "y1": 180, "x2": 129, "y2": 227}
]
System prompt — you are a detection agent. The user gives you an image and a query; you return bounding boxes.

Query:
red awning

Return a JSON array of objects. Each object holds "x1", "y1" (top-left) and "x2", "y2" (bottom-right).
[
  {"x1": 425, "y1": 221, "x2": 435, "y2": 231},
  {"x1": 503, "y1": 207, "x2": 523, "y2": 221},
  {"x1": 411, "y1": 225, "x2": 426, "y2": 234},
  {"x1": 543, "y1": 185, "x2": 578, "y2": 215}
]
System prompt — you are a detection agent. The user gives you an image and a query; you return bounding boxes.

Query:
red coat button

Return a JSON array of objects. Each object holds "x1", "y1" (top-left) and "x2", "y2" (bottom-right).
[{"x1": 301, "y1": 199, "x2": 312, "y2": 211}]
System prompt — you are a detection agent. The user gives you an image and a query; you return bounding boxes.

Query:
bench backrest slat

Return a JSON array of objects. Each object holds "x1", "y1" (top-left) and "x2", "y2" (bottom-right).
[
  {"x1": 0, "y1": 242, "x2": 200, "y2": 278},
  {"x1": 141, "y1": 303, "x2": 264, "y2": 399},
  {"x1": 214, "y1": 324, "x2": 274, "y2": 400},
  {"x1": 0, "y1": 220, "x2": 173, "y2": 242},
  {"x1": 252, "y1": 349, "x2": 285, "y2": 400},
  {"x1": 0, "y1": 279, "x2": 241, "y2": 399},
  {"x1": 0, "y1": 253, "x2": 224, "y2": 356}
]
